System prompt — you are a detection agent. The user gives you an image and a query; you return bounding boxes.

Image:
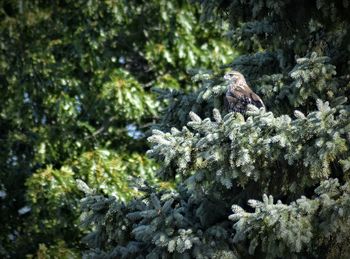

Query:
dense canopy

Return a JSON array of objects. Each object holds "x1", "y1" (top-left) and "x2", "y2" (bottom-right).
[
  {"x1": 0, "y1": 0, "x2": 233, "y2": 257},
  {"x1": 1, "y1": 0, "x2": 350, "y2": 258},
  {"x1": 80, "y1": 0, "x2": 350, "y2": 258}
]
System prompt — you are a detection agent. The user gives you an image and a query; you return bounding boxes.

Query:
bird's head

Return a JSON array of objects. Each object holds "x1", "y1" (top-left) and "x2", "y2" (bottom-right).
[{"x1": 224, "y1": 70, "x2": 245, "y2": 83}]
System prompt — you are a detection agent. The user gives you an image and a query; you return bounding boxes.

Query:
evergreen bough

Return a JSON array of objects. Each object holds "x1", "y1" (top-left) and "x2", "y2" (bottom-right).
[{"x1": 80, "y1": 0, "x2": 350, "y2": 258}]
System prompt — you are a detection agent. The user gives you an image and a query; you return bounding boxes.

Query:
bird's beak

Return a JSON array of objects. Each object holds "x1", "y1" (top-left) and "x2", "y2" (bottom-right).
[{"x1": 224, "y1": 74, "x2": 230, "y2": 80}]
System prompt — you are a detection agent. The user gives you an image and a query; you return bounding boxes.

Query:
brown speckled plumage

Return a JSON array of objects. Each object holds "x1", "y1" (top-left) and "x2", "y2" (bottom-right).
[{"x1": 224, "y1": 71, "x2": 265, "y2": 114}]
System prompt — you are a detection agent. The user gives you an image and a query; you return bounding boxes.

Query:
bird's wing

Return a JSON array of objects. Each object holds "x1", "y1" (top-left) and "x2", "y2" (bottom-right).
[
  {"x1": 225, "y1": 76, "x2": 265, "y2": 113},
  {"x1": 249, "y1": 92, "x2": 265, "y2": 108},
  {"x1": 233, "y1": 85, "x2": 264, "y2": 107},
  {"x1": 225, "y1": 91, "x2": 239, "y2": 110},
  {"x1": 226, "y1": 90, "x2": 247, "y2": 113}
]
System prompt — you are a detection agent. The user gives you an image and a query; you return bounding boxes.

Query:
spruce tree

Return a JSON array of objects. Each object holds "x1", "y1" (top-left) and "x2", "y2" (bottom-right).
[{"x1": 80, "y1": 0, "x2": 350, "y2": 258}]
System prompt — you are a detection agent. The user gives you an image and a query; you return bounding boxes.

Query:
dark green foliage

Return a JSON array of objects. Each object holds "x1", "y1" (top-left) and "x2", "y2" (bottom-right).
[
  {"x1": 81, "y1": 0, "x2": 350, "y2": 258},
  {"x1": 80, "y1": 184, "x2": 238, "y2": 259},
  {"x1": 229, "y1": 178, "x2": 350, "y2": 258},
  {"x1": 0, "y1": 0, "x2": 232, "y2": 257}
]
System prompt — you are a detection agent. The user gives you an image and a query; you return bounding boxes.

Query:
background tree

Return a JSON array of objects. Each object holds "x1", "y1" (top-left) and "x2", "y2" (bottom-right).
[
  {"x1": 0, "y1": 0, "x2": 234, "y2": 257},
  {"x1": 80, "y1": 0, "x2": 350, "y2": 258}
]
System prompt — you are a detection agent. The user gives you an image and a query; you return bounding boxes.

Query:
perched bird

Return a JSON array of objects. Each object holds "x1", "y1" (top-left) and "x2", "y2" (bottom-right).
[{"x1": 224, "y1": 70, "x2": 265, "y2": 114}]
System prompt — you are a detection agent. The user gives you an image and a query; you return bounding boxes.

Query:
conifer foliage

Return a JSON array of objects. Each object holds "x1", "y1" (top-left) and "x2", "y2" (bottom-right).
[{"x1": 81, "y1": 0, "x2": 350, "y2": 258}]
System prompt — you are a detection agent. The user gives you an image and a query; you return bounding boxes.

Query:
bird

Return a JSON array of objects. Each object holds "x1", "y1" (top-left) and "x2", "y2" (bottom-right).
[{"x1": 224, "y1": 70, "x2": 265, "y2": 114}]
